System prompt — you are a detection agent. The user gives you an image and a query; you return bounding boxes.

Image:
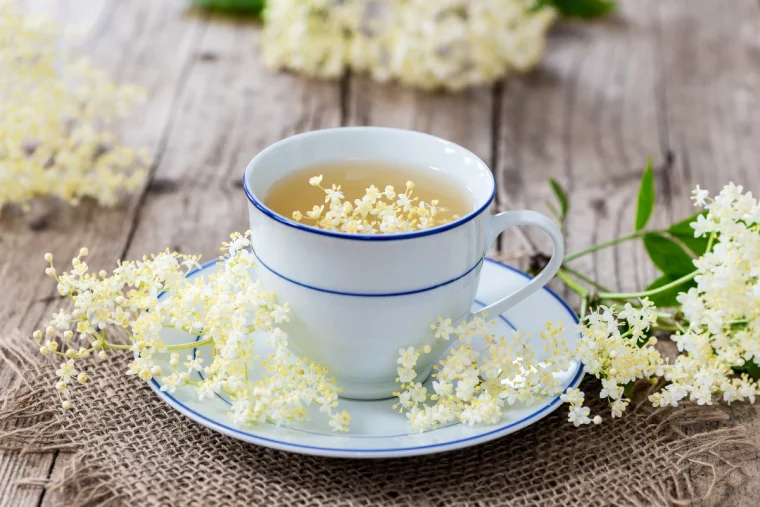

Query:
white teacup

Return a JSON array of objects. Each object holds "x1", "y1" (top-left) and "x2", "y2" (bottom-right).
[{"x1": 243, "y1": 127, "x2": 563, "y2": 400}]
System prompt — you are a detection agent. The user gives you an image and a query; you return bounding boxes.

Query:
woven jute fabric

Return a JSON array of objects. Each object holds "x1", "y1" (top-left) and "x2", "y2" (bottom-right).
[{"x1": 0, "y1": 331, "x2": 754, "y2": 507}]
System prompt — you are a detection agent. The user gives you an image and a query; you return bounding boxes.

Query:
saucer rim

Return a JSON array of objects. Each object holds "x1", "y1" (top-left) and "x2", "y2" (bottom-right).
[{"x1": 147, "y1": 257, "x2": 584, "y2": 459}]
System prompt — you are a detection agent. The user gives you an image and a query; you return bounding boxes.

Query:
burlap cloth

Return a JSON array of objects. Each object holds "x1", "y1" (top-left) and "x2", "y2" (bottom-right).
[{"x1": 0, "y1": 330, "x2": 755, "y2": 506}]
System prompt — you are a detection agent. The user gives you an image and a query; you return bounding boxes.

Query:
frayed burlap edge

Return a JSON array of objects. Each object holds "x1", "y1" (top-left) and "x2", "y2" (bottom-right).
[{"x1": 1, "y1": 327, "x2": 757, "y2": 507}]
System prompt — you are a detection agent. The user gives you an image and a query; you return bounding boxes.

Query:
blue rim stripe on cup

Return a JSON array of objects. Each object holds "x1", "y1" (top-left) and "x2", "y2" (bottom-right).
[
  {"x1": 252, "y1": 248, "x2": 484, "y2": 297},
  {"x1": 242, "y1": 127, "x2": 497, "y2": 242}
]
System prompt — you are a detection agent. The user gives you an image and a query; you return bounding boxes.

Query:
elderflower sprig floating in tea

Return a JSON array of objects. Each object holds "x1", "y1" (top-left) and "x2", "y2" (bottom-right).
[
  {"x1": 291, "y1": 176, "x2": 457, "y2": 234},
  {"x1": 35, "y1": 233, "x2": 349, "y2": 431},
  {"x1": 0, "y1": 3, "x2": 149, "y2": 214}
]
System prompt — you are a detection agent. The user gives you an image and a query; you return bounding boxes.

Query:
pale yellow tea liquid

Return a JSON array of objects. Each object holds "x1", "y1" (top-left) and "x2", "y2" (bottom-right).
[{"x1": 264, "y1": 161, "x2": 473, "y2": 227}]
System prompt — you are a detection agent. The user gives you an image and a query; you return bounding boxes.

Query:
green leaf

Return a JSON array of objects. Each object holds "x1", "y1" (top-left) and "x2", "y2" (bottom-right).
[
  {"x1": 667, "y1": 211, "x2": 710, "y2": 255},
  {"x1": 548, "y1": 178, "x2": 569, "y2": 221},
  {"x1": 634, "y1": 159, "x2": 655, "y2": 231},
  {"x1": 643, "y1": 232, "x2": 695, "y2": 277},
  {"x1": 646, "y1": 274, "x2": 696, "y2": 308},
  {"x1": 537, "y1": 0, "x2": 617, "y2": 18},
  {"x1": 733, "y1": 359, "x2": 760, "y2": 381}
]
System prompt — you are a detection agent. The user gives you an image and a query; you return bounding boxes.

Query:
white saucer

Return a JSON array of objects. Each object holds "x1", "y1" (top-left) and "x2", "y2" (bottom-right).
[{"x1": 147, "y1": 258, "x2": 583, "y2": 459}]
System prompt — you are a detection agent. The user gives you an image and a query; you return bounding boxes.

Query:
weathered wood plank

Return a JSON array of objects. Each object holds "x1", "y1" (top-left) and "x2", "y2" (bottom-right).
[
  {"x1": 121, "y1": 18, "x2": 343, "y2": 265},
  {"x1": 0, "y1": 1, "x2": 204, "y2": 504},
  {"x1": 654, "y1": 0, "x2": 760, "y2": 503},
  {"x1": 346, "y1": 79, "x2": 493, "y2": 167},
  {"x1": 498, "y1": 2, "x2": 666, "y2": 291}
]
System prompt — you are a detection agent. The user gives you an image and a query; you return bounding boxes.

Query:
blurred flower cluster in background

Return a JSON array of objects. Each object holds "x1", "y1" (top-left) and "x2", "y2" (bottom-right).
[
  {"x1": 261, "y1": 0, "x2": 557, "y2": 91},
  {"x1": 0, "y1": 3, "x2": 149, "y2": 214}
]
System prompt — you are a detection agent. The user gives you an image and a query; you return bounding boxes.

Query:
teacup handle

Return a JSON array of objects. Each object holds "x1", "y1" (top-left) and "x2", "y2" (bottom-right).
[{"x1": 471, "y1": 210, "x2": 564, "y2": 321}]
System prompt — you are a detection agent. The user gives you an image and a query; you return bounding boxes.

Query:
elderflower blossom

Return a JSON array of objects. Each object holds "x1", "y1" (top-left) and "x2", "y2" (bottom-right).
[
  {"x1": 292, "y1": 176, "x2": 457, "y2": 233},
  {"x1": 35, "y1": 232, "x2": 348, "y2": 431},
  {"x1": 650, "y1": 183, "x2": 760, "y2": 408},
  {"x1": 394, "y1": 317, "x2": 572, "y2": 432},
  {"x1": 569, "y1": 183, "x2": 760, "y2": 424},
  {"x1": 261, "y1": 0, "x2": 557, "y2": 91},
  {"x1": 0, "y1": 3, "x2": 149, "y2": 213},
  {"x1": 572, "y1": 302, "x2": 665, "y2": 422}
]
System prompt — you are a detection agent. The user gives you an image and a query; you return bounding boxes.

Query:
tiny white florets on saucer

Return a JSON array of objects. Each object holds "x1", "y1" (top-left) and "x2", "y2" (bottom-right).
[
  {"x1": 394, "y1": 317, "x2": 572, "y2": 432},
  {"x1": 35, "y1": 231, "x2": 348, "y2": 431}
]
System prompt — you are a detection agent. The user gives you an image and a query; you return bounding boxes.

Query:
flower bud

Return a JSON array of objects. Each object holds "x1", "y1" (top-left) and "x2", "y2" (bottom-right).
[
  {"x1": 44, "y1": 253, "x2": 53, "y2": 262},
  {"x1": 62, "y1": 400, "x2": 73, "y2": 410},
  {"x1": 79, "y1": 247, "x2": 89, "y2": 257}
]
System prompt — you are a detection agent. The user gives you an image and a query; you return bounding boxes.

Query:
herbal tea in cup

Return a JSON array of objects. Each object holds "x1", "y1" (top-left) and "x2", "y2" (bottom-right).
[
  {"x1": 243, "y1": 127, "x2": 564, "y2": 399},
  {"x1": 264, "y1": 161, "x2": 473, "y2": 233}
]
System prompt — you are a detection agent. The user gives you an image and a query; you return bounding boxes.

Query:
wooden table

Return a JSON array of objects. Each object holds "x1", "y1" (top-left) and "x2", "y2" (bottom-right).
[{"x1": 1, "y1": 0, "x2": 758, "y2": 504}]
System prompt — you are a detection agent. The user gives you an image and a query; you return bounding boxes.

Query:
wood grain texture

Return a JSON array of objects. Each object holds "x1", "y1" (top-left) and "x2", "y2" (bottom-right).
[
  {"x1": 654, "y1": 1, "x2": 760, "y2": 504},
  {"x1": 1, "y1": 0, "x2": 759, "y2": 505},
  {"x1": 122, "y1": 16, "x2": 342, "y2": 263},
  {"x1": 0, "y1": 0, "x2": 203, "y2": 504},
  {"x1": 498, "y1": 2, "x2": 665, "y2": 291}
]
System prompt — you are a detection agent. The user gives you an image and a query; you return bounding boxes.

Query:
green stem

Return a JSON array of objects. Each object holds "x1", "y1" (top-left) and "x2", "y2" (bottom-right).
[
  {"x1": 563, "y1": 232, "x2": 645, "y2": 262},
  {"x1": 561, "y1": 265, "x2": 612, "y2": 292},
  {"x1": 167, "y1": 338, "x2": 213, "y2": 351},
  {"x1": 556, "y1": 269, "x2": 589, "y2": 297},
  {"x1": 579, "y1": 296, "x2": 588, "y2": 320},
  {"x1": 706, "y1": 231, "x2": 716, "y2": 251},
  {"x1": 598, "y1": 270, "x2": 697, "y2": 300}
]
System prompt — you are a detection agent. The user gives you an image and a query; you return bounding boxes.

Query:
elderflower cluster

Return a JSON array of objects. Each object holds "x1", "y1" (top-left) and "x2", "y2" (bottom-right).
[
  {"x1": 0, "y1": 3, "x2": 149, "y2": 213},
  {"x1": 650, "y1": 183, "x2": 760, "y2": 408},
  {"x1": 35, "y1": 232, "x2": 349, "y2": 431},
  {"x1": 261, "y1": 0, "x2": 557, "y2": 91},
  {"x1": 572, "y1": 301, "x2": 665, "y2": 422},
  {"x1": 394, "y1": 316, "x2": 573, "y2": 432},
  {"x1": 292, "y1": 175, "x2": 455, "y2": 234},
  {"x1": 570, "y1": 184, "x2": 760, "y2": 423}
]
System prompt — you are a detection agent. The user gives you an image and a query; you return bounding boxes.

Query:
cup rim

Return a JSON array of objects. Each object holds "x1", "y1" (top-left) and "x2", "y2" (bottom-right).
[{"x1": 242, "y1": 127, "x2": 496, "y2": 242}]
